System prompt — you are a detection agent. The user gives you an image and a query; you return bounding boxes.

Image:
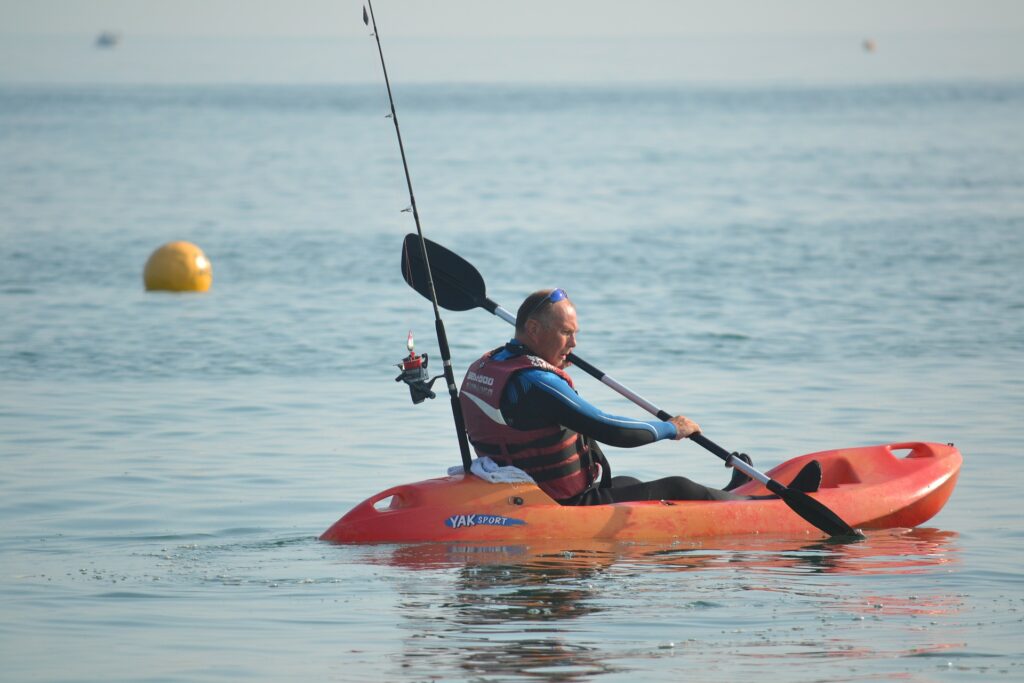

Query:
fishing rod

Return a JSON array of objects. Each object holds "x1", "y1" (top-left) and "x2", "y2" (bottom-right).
[{"x1": 363, "y1": 0, "x2": 473, "y2": 470}]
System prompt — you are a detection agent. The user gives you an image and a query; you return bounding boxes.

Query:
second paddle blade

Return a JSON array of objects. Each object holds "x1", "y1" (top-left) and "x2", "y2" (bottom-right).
[
  {"x1": 401, "y1": 234, "x2": 486, "y2": 311},
  {"x1": 779, "y1": 487, "x2": 864, "y2": 539}
]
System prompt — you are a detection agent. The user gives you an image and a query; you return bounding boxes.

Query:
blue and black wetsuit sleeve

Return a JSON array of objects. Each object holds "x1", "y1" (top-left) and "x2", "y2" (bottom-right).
[{"x1": 501, "y1": 369, "x2": 678, "y2": 447}]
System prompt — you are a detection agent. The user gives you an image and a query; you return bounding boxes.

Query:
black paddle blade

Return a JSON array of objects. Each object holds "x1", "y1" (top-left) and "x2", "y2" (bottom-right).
[
  {"x1": 778, "y1": 487, "x2": 864, "y2": 539},
  {"x1": 401, "y1": 234, "x2": 486, "y2": 311}
]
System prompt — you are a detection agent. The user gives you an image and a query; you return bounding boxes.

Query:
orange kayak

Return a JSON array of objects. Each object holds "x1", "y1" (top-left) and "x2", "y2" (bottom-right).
[{"x1": 320, "y1": 442, "x2": 961, "y2": 543}]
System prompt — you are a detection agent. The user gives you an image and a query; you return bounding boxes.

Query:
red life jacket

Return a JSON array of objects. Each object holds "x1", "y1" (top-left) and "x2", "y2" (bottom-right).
[{"x1": 459, "y1": 346, "x2": 597, "y2": 501}]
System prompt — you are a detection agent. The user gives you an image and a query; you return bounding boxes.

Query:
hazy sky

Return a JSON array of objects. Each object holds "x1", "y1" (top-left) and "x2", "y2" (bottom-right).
[
  {"x1": 2, "y1": 1, "x2": 1023, "y2": 84},
  {"x1": 5, "y1": 0, "x2": 1024, "y2": 38}
]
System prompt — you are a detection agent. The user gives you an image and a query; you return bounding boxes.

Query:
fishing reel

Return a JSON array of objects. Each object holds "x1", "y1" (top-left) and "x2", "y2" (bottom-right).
[{"x1": 395, "y1": 330, "x2": 442, "y2": 404}]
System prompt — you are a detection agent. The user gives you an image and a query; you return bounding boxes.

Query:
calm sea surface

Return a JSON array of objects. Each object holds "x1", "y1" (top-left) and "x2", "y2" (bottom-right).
[{"x1": 2, "y1": 79, "x2": 1023, "y2": 681}]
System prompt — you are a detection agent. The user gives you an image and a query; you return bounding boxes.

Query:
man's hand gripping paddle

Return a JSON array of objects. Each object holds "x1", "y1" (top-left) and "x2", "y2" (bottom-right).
[{"x1": 400, "y1": 234, "x2": 863, "y2": 539}]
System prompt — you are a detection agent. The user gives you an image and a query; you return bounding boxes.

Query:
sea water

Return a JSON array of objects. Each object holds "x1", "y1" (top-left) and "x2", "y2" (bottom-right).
[{"x1": 2, "y1": 77, "x2": 1023, "y2": 681}]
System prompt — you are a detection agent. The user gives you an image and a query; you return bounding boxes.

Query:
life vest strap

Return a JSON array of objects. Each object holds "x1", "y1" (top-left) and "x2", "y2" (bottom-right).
[
  {"x1": 516, "y1": 457, "x2": 583, "y2": 483},
  {"x1": 470, "y1": 429, "x2": 571, "y2": 457}
]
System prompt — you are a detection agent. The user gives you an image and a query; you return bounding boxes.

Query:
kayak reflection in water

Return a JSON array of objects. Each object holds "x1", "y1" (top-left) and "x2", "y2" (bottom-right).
[{"x1": 459, "y1": 289, "x2": 821, "y2": 506}]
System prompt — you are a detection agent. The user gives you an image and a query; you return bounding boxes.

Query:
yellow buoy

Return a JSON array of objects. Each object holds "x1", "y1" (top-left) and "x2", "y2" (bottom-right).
[{"x1": 143, "y1": 241, "x2": 213, "y2": 292}]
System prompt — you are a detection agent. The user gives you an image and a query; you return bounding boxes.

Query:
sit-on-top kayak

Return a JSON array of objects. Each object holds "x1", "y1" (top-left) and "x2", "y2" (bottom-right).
[{"x1": 321, "y1": 441, "x2": 961, "y2": 543}]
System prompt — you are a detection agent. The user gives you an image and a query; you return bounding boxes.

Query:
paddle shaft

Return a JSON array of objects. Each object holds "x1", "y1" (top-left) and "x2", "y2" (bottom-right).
[
  {"x1": 486, "y1": 300, "x2": 769, "y2": 484},
  {"x1": 365, "y1": 1, "x2": 472, "y2": 469}
]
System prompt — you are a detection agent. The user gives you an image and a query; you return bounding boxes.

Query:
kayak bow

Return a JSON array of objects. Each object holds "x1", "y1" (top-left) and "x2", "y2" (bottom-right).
[{"x1": 321, "y1": 441, "x2": 961, "y2": 543}]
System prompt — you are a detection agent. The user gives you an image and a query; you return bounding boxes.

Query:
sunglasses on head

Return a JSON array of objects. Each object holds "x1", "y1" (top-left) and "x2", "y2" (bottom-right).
[{"x1": 526, "y1": 288, "x2": 568, "y2": 320}]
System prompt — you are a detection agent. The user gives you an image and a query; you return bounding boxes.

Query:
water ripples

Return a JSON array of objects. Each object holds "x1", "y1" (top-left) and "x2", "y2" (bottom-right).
[{"x1": 2, "y1": 81, "x2": 1022, "y2": 681}]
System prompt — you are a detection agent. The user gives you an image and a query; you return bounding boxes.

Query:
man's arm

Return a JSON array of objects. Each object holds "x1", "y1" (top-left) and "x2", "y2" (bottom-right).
[{"x1": 502, "y1": 370, "x2": 678, "y2": 447}]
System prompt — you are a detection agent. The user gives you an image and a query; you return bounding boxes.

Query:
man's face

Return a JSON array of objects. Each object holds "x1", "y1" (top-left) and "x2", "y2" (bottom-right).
[{"x1": 525, "y1": 301, "x2": 578, "y2": 368}]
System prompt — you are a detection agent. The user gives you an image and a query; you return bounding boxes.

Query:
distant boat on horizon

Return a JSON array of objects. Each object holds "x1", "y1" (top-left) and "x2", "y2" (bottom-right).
[{"x1": 95, "y1": 31, "x2": 120, "y2": 48}]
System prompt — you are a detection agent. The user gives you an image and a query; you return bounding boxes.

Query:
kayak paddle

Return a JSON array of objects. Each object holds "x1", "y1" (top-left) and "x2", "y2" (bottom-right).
[{"x1": 400, "y1": 233, "x2": 863, "y2": 539}]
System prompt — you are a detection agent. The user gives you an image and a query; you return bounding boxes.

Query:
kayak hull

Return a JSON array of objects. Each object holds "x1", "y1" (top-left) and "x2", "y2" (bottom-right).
[{"x1": 320, "y1": 442, "x2": 961, "y2": 543}]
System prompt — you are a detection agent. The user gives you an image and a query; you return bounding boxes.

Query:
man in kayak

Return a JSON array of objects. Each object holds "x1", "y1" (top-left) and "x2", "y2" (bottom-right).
[{"x1": 459, "y1": 288, "x2": 815, "y2": 505}]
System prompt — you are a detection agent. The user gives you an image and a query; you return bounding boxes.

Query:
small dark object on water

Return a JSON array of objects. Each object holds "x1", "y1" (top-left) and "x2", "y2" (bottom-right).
[{"x1": 96, "y1": 31, "x2": 120, "y2": 48}]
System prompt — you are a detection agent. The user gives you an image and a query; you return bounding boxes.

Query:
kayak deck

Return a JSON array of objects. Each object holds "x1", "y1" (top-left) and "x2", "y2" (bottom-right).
[{"x1": 320, "y1": 442, "x2": 961, "y2": 543}]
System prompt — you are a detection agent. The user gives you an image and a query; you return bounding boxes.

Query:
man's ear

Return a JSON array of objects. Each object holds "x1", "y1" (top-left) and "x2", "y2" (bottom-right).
[{"x1": 524, "y1": 317, "x2": 541, "y2": 339}]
